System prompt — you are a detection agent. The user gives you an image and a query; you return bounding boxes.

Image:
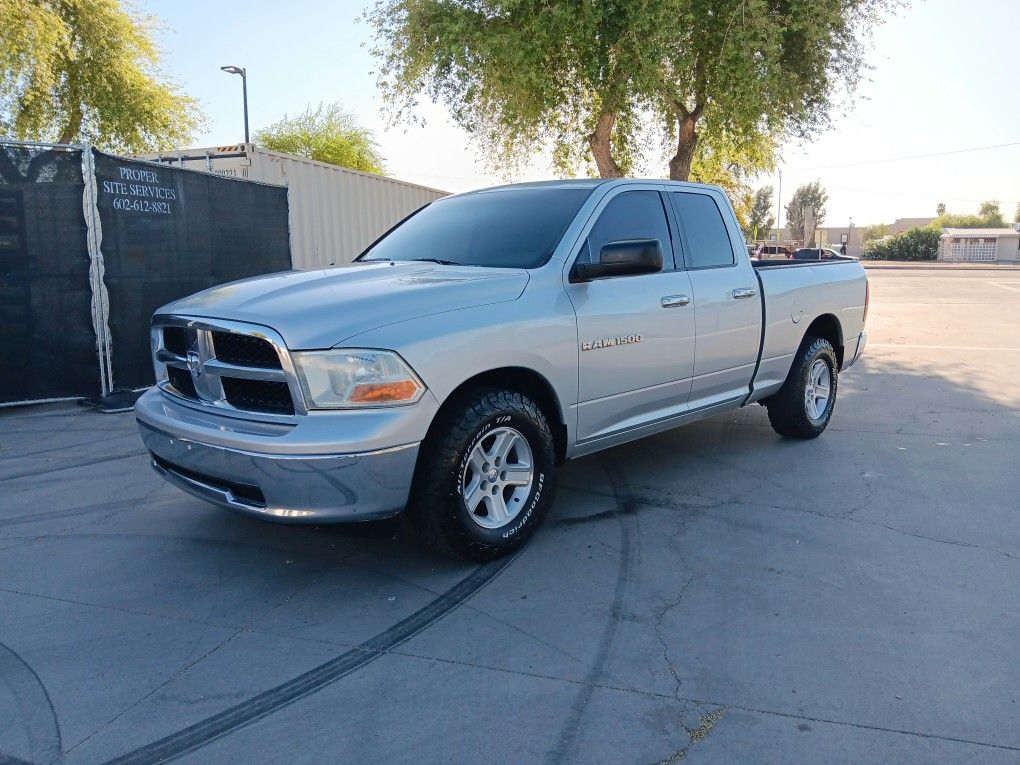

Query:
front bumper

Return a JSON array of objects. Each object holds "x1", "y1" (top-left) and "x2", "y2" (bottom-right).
[{"x1": 135, "y1": 388, "x2": 434, "y2": 523}]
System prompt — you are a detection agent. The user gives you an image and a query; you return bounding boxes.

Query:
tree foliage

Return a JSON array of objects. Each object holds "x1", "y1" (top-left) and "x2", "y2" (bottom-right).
[
  {"x1": 935, "y1": 202, "x2": 946, "y2": 216},
  {"x1": 862, "y1": 226, "x2": 939, "y2": 261},
  {"x1": 0, "y1": 0, "x2": 203, "y2": 151},
  {"x1": 1015, "y1": 202, "x2": 1020, "y2": 224},
  {"x1": 689, "y1": 126, "x2": 776, "y2": 230},
  {"x1": 747, "y1": 186, "x2": 775, "y2": 240},
  {"x1": 860, "y1": 222, "x2": 889, "y2": 244},
  {"x1": 934, "y1": 201, "x2": 1008, "y2": 229},
  {"x1": 255, "y1": 102, "x2": 385, "y2": 174},
  {"x1": 977, "y1": 200, "x2": 1005, "y2": 226},
  {"x1": 366, "y1": 0, "x2": 895, "y2": 181},
  {"x1": 785, "y1": 181, "x2": 828, "y2": 242}
]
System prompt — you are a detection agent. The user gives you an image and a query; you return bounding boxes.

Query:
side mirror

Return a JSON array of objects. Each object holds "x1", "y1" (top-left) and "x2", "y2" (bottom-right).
[{"x1": 571, "y1": 239, "x2": 663, "y2": 282}]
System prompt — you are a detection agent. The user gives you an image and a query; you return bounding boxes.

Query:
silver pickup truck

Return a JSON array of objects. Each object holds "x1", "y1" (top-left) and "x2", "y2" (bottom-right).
[{"x1": 136, "y1": 179, "x2": 867, "y2": 560}]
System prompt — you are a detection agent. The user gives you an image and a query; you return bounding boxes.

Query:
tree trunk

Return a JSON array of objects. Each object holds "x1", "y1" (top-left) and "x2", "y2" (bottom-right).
[
  {"x1": 587, "y1": 111, "x2": 624, "y2": 178},
  {"x1": 57, "y1": 115, "x2": 80, "y2": 144},
  {"x1": 58, "y1": 104, "x2": 82, "y2": 145},
  {"x1": 668, "y1": 111, "x2": 700, "y2": 181}
]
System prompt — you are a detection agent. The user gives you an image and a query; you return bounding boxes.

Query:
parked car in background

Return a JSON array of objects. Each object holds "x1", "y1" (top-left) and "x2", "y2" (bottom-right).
[
  {"x1": 136, "y1": 179, "x2": 868, "y2": 561},
  {"x1": 752, "y1": 244, "x2": 795, "y2": 260},
  {"x1": 793, "y1": 247, "x2": 852, "y2": 261}
]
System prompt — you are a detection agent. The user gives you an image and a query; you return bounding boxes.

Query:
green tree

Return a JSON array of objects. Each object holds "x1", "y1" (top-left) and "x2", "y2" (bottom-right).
[
  {"x1": 254, "y1": 102, "x2": 384, "y2": 174},
  {"x1": 0, "y1": 0, "x2": 202, "y2": 151},
  {"x1": 935, "y1": 213, "x2": 985, "y2": 228},
  {"x1": 977, "y1": 200, "x2": 1005, "y2": 226},
  {"x1": 367, "y1": 0, "x2": 894, "y2": 180},
  {"x1": 1015, "y1": 202, "x2": 1020, "y2": 224},
  {"x1": 747, "y1": 187, "x2": 775, "y2": 241},
  {"x1": 936, "y1": 202, "x2": 946, "y2": 216},
  {"x1": 935, "y1": 201, "x2": 1008, "y2": 229},
  {"x1": 860, "y1": 222, "x2": 890, "y2": 244},
  {"x1": 785, "y1": 181, "x2": 829, "y2": 242}
]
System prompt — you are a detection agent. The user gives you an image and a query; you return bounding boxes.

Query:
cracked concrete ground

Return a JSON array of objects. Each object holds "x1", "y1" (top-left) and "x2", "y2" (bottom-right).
[{"x1": 2, "y1": 266, "x2": 1019, "y2": 764}]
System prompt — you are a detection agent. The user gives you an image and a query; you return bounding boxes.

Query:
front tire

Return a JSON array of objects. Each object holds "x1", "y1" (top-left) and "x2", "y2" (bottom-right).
[
  {"x1": 765, "y1": 337, "x2": 838, "y2": 439},
  {"x1": 408, "y1": 389, "x2": 557, "y2": 561}
]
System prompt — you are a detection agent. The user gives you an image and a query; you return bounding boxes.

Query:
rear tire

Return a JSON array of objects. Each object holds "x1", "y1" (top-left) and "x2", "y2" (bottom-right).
[
  {"x1": 407, "y1": 388, "x2": 557, "y2": 561},
  {"x1": 765, "y1": 337, "x2": 838, "y2": 439}
]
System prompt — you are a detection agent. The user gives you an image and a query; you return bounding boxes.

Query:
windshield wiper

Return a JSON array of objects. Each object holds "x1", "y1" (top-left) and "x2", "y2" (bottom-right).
[{"x1": 409, "y1": 257, "x2": 462, "y2": 266}]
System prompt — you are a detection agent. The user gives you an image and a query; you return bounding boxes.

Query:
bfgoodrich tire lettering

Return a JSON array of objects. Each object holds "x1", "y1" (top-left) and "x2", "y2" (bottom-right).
[
  {"x1": 408, "y1": 389, "x2": 557, "y2": 561},
  {"x1": 765, "y1": 336, "x2": 839, "y2": 439}
]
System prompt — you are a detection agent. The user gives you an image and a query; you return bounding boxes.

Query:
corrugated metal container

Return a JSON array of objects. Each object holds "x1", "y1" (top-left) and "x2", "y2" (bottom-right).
[{"x1": 137, "y1": 144, "x2": 448, "y2": 269}]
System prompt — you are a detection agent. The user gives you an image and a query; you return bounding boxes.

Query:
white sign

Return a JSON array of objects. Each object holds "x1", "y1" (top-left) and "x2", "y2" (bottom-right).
[{"x1": 101, "y1": 166, "x2": 176, "y2": 215}]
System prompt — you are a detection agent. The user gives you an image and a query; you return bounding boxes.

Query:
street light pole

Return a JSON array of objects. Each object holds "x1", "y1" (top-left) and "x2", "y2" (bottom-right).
[
  {"x1": 775, "y1": 168, "x2": 783, "y2": 242},
  {"x1": 220, "y1": 65, "x2": 249, "y2": 144}
]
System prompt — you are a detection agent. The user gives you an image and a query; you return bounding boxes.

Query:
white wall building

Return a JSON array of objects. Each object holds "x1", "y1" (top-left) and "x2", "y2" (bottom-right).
[
  {"x1": 937, "y1": 228, "x2": 1020, "y2": 263},
  {"x1": 139, "y1": 144, "x2": 448, "y2": 269}
]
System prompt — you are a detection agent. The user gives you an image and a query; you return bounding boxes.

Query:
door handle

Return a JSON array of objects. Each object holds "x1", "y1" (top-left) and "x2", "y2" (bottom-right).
[
  {"x1": 660, "y1": 295, "x2": 691, "y2": 308},
  {"x1": 731, "y1": 287, "x2": 757, "y2": 300}
]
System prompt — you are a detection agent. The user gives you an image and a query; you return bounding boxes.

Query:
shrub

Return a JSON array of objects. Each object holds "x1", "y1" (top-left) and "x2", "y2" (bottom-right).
[{"x1": 862, "y1": 226, "x2": 940, "y2": 261}]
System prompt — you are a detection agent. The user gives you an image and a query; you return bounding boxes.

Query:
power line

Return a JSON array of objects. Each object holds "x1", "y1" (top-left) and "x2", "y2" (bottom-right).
[
  {"x1": 787, "y1": 140, "x2": 1020, "y2": 171},
  {"x1": 823, "y1": 183, "x2": 1019, "y2": 205}
]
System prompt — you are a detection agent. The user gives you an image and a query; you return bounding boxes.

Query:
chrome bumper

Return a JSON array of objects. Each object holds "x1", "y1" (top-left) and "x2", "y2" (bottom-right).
[{"x1": 135, "y1": 388, "x2": 432, "y2": 523}]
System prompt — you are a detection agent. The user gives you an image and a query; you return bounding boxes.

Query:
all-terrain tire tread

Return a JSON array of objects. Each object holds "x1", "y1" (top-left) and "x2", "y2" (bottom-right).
[
  {"x1": 408, "y1": 388, "x2": 555, "y2": 561},
  {"x1": 765, "y1": 336, "x2": 838, "y2": 439}
]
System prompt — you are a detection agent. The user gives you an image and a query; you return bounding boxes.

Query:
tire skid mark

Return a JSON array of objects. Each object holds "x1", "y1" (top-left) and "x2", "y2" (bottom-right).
[
  {"x1": 4, "y1": 432, "x2": 136, "y2": 460},
  {"x1": 0, "y1": 497, "x2": 162, "y2": 529},
  {"x1": 1, "y1": 451, "x2": 147, "y2": 482},
  {"x1": 100, "y1": 553, "x2": 518, "y2": 765},
  {"x1": 0, "y1": 640, "x2": 62, "y2": 763},
  {"x1": 547, "y1": 458, "x2": 637, "y2": 765}
]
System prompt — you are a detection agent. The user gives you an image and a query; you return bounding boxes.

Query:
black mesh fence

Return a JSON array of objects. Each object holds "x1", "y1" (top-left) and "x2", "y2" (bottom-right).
[
  {"x1": 0, "y1": 143, "x2": 291, "y2": 404},
  {"x1": 0, "y1": 144, "x2": 97, "y2": 403},
  {"x1": 93, "y1": 150, "x2": 291, "y2": 390}
]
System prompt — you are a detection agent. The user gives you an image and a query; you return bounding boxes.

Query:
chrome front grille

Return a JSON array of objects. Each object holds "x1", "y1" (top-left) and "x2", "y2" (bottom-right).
[{"x1": 152, "y1": 316, "x2": 305, "y2": 419}]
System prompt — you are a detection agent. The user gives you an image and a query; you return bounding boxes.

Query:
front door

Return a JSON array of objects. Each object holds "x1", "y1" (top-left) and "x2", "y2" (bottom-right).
[{"x1": 565, "y1": 188, "x2": 697, "y2": 443}]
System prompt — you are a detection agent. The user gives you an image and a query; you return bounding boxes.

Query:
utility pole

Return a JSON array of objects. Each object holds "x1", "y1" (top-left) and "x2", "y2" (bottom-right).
[{"x1": 775, "y1": 169, "x2": 783, "y2": 242}]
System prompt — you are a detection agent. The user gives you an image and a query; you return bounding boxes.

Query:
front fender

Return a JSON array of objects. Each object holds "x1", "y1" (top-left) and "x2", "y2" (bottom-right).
[{"x1": 342, "y1": 282, "x2": 579, "y2": 447}]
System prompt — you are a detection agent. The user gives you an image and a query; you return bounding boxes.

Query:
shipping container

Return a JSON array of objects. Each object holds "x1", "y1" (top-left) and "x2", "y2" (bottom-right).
[{"x1": 137, "y1": 144, "x2": 448, "y2": 269}]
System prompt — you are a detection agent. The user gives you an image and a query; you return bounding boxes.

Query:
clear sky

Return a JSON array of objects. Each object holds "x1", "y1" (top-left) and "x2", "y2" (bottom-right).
[{"x1": 143, "y1": 0, "x2": 1020, "y2": 228}]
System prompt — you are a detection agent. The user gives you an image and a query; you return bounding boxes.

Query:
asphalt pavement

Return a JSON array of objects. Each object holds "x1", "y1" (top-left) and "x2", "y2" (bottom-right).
[{"x1": 2, "y1": 265, "x2": 1019, "y2": 764}]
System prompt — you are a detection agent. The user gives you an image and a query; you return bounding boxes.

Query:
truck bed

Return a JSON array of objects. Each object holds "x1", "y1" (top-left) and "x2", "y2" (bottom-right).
[
  {"x1": 748, "y1": 258, "x2": 868, "y2": 401},
  {"x1": 752, "y1": 255, "x2": 859, "y2": 268}
]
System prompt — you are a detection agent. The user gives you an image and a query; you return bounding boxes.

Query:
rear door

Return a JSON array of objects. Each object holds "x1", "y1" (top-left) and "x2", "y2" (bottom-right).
[
  {"x1": 668, "y1": 191, "x2": 761, "y2": 410},
  {"x1": 565, "y1": 187, "x2": 696, "y2": 443}
]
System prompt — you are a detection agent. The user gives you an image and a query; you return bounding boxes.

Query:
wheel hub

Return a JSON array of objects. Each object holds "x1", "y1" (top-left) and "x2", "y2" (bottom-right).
[
  {"x1": 804, "y1": 358, "x2": 832, "y2": 422},
  {"x1": 461, "y1": 426, "x2": 534, "y2": 530}
]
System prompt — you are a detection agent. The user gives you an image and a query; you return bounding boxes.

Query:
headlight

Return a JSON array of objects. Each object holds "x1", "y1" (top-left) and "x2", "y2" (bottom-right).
[{"x1": 292, "y1": 349, "x2": 425, "y2": 409}]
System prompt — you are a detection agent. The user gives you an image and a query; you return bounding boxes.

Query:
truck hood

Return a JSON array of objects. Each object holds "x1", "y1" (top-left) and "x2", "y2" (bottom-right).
[{"x1": 159, "y1": 261, "x2": 530, "y2": 349}]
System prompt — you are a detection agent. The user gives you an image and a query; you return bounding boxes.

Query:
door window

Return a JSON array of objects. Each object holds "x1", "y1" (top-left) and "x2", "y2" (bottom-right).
[
  {"x1": 578, "y1": 191, "x2": 673, "y2": 268},
  {"x1": 670, "y1": 192, "x2": 735, "y2": 269}
]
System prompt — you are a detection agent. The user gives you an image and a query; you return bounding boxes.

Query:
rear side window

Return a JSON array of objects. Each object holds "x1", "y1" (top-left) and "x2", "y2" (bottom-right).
[
  {"x1": 670, "y1": 192, "x2": 735, "y2": 269},
  {"x1": 578, "y1": 190, "x2": 673, "y2": 267}
]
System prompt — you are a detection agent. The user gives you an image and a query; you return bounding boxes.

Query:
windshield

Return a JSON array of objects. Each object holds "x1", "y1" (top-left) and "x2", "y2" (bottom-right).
[{"x1": 360, "y1": 187, "x2": 593, "y2": 268}]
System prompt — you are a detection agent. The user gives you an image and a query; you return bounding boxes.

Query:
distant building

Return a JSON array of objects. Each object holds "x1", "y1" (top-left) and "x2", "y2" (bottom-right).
[
  {"x1": 889, "y1": 217, "x2": 935, "y2": 234},
  {"x1": 937, "y1": 228, "x2": 1020, "y2": 263}
]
